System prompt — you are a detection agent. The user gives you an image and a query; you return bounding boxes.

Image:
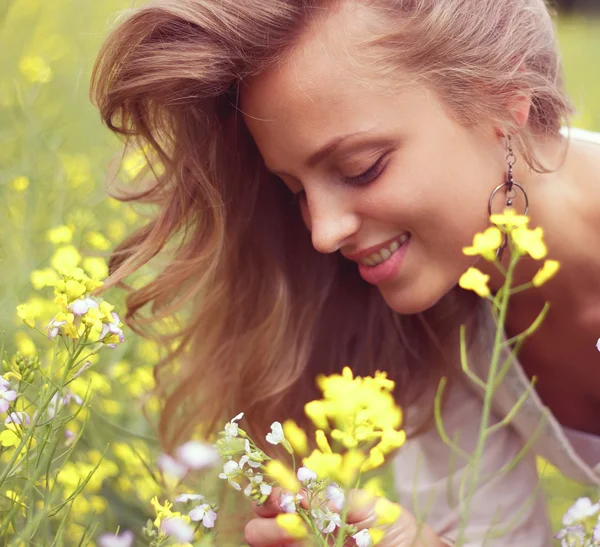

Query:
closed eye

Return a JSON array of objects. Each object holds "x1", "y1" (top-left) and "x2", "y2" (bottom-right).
[{"x1": 344, "y1": 154, "x2": 388, "y2": 186}]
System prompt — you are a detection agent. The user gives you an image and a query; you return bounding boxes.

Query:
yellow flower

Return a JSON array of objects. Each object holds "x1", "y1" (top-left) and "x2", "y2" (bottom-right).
[
  {"x1": 16, "y1": 304, "x2": 36, "y2": 328},
  {"x1": 151, "y1": 496, "x2": 185, "y2": 528},
  {"x1": 462, "y1": 227, "x2": 503, "y2": 261},
  {"x1": 532, "y1": 259, "x2": 560, "y2": 287},
  {"x1": 51, "y1": 246, "x2": 82, "y2": 273},
  {"x1": 374, "y1": 498, "x2": 402, "y2": 526},
  {"x1": 282, "y1": 420, "x2": 308, "y2": 456},
  {"x1": 265, "y1": 460, "x2": 301, "y2": 493},
  {"x1": 275, "y1": 514, "x2": 307, "y2": 540},
  {"x1": 304, "y1": 400, "x2": 328, "y2": 430},
  {"x1": 369, "y1": 528, "x2": 385, "y2": 545},
  {"x1": 361, "y1": 447, "x2": 385, "y2": 472},
  {"x1": 82, "y1": 257, "x2": 108, "y2": 280},
  {"x1": 47, "y1": 225, "x2": 73, "y2": 245},
  {"x1": 315, "y1": 430, "x2": 332, "y2": 454},
  {"x1": 18, "y1": 56, "x2": 53, "y2": 84},
  {"x1": 511, "y1": 226, "x2": 547, "y2": 260},
  {"x1": 86, "y1": 232, "x2": 111, "y2": 251},
  {"x1": 489, "y1": 208, "x2": 529, "y2": 229},
  {"x1": 302, "y1": 450, "x2": 342, "y2": 481},
  {"x1": 363, "y1": 477, "x2": 386, "y2": 498},
  {"x1": 30, "y1": 268, "x2": 60, "y2": 290},
  {"x1": 11, "y1": 176, "x2": 29, "y2": 192},
  {"x1": 373, "y1": 428, "x2": 407, "y2": 455},
  {"x1": 0, "y1": 425, "x2": 20, "y2": 447},
  {"x1": 459, "y1": 268, "x2": 491, "y2": 298}
]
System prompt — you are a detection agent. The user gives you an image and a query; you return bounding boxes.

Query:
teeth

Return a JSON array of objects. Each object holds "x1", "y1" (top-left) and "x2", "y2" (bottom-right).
[{"x1": 359, "y1": 234, "x2": 410, "y2": 267}]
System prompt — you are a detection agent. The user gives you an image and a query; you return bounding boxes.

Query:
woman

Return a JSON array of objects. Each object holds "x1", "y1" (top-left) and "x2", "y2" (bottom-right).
[{"x1": 90, "y1": 0, "x2": 600, "y2": 544}]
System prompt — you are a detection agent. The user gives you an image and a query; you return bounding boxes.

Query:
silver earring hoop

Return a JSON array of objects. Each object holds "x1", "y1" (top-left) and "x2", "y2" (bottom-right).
[{"x1": 487, "y1": 136, "x2": 530, "y2": 261}]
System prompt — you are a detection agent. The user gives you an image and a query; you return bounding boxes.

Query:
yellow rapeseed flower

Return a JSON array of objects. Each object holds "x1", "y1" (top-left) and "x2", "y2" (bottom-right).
[
  {"x1": 275, "y1": 514, "x2": 307, "y2": 540},
  {"x1": 30, "y1": 268, "x2": 60, "y2": 290},
  {"x1": 47, "y1": 225, "x2": 73, "y2": 245},
  {"x1": 489, "y1": 208, "x2": 529, "y2": 229},
  {"x1": 459, "y1": 268, "x2": 491, "y2": 298},
  {"x1": 11, "y1": 176, "x2": 29, "y2": 192},
  {"x1": 302, "y1": 449, "x2": 342, "y2": 481},
  {"x1": 82, "y1": 257, "x2": 108, "y2": 280},
  {"x1": 265, "y1": 460, "x2": 301, "y2": 493},
  {"x1": 315, "y1": 430, "x2": 332, "y2": 454},
  {"x1": 282, "y1": 420, "x2": 308, "y2": 456},
  {"x1": 86, "y1": 231, "x2": 111, "y2": 251},
  {"x1": 18, "y1": 56, "x2": 53, "y2": 84},
  {"x1": 51, "y1": 246, "x2": 82, "y2": 273},
  {"x1": 374, "y1": 498, "x2": 402, "y2": 526},
  {"x1": 462, "y1": 227, "x2": 503, "y2": 261},
  {"x1": 532, "y1": 259, "x2": 560, "y2": 287},
  {"x1": 304, "y1": 400, "x2": 328, "y2": 430},
  {"x1": 16, "y1": 304, "x2": 36, "y2": 328},
  {"x1": 369, "y1": 528, "x2": 385, "y2": 545},
  {"x1": 511, "y1": 226, "x2": 547, "y2": 260}
]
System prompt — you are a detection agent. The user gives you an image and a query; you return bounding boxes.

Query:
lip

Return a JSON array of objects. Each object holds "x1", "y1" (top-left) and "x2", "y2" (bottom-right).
[
  {"x1": 357, "y1": 235, "x2": 410, "y2": 285},
  {"x1": 343, "y1": 234, "x2": 408, "y2": 262}
]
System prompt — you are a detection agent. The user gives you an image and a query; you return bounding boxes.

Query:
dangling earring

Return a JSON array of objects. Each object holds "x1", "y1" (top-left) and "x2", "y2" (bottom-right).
[{"x1": 487, "y1": 135, "x2": 529, "y2": 261}]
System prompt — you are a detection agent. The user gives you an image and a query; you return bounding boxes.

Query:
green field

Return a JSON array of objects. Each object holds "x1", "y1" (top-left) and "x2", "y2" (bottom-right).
[{"x1": 0, "y1": 1, "x2": 598, "y2": 544}]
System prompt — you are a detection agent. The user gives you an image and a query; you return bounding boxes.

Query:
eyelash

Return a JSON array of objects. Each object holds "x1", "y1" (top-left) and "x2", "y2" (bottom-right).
[{"x1": 289, "y1": 154, "x2": 388, "y2": 202}]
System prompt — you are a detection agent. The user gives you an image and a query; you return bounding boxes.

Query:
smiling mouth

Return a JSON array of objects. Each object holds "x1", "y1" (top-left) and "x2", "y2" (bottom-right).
[{"x1": 358, "y1": 233, "x2": 410, "y2": 267}]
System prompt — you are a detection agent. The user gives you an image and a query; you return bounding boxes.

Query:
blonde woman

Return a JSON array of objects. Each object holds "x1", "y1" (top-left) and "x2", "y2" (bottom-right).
[{"x1": 91, "y1": 0, "x2": 600, "y2": 544}]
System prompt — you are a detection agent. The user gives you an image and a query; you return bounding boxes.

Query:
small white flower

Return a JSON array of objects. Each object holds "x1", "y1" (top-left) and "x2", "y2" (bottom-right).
[
  {"x1": 97, "y1": 530, "x2": 134, "y2": 547},
  {"x1": 266, "y1": 421, "x2": 285, "y2": 445},
  {"x1": 0, "y1": 377, "x2": 18, "y2": 414},
  {"x1": 175, "y1": 441, "x2": 220, "y2": 470},
  {"x1": 46, "y1": 393, "x2": 64, "y2": 419},
  {"x1": 243, "y1": 473, "x2": 264, "y2": 497},
  {"x1": 46, "y1": 317, "x2": 67, "y2": 340},
  {"x1": 64, "y1": 392, "x2": 83, "y2": 406},
  {"x1": 297, "y1": 466, "x2": 317, "y2": 484},
  {"x1": 188, "y1": 503, "x2": 218, "y2": 528},
  {"x1": 175, "y1": 493, "x2": 204, "y2": 503},
  {"x1": 326, "y1": 482, "x2": 345, "y2": 511},
  {"x1": 157, "y1": 453, "x2": 188, "y2": 480},
  {"x1": 353, "y1": 529, "x2": 373, "y2": 547},
  {"x1": 596, "y1": 338, "x2": 600, "y2": 352},
  {"x1": 69, "y1": 297, "x2": 99, "y2": 316},
  {"x1": 555, "y1": 525, "x2": 586, "y2": 547},
  {"x1": 218, "y1": 459, "x2": 242, "y2": 490},
  {"x1": 5, "y1": 411, "x2": 31, "y2": 426},
  {"x1": 224, "y1": 412, "x2": 244, "y2": 440},
  {"x1": 280, "y1": 492, "x2": 299, "y2": 513},
  {"x1": 563, "y1": 497, "x2": 600, "y2": 526},
  {"x1": 312, "y1": 507, "x2": 342, "y2": 534},
  {"x1": 594, "y1": 517, "x2": 600, "y2": 543},
  {"x1": 160, "y1": 517, "x2": 194, "y2": 542},
  {"x1": 260, "y1": 483, "x2": 272, "y2": 496},
  {"x1": 240, "y1": 439, "x2": 263, "y2": 469}
]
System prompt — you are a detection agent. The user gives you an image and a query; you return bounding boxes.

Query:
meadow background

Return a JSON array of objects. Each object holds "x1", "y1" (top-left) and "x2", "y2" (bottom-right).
[{"x1": 0, "y1": 0, "x2": 599, "y2": 544}]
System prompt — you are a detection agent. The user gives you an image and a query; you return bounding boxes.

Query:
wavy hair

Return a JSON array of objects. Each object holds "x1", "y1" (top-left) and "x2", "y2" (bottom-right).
[{"x1": 90, "y1": 0, "x2": 573, "y2": 451}]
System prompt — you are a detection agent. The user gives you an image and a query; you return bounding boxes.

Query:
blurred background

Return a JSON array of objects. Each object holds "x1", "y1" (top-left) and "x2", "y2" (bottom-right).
[{"x1": 0, "y1": 0, "x2": 598, "y2": 543}]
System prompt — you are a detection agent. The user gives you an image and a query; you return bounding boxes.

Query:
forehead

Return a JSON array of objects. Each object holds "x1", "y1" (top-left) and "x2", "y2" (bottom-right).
[{"x1": 239, "y1": 2, "x2": 410, "y2": 166}]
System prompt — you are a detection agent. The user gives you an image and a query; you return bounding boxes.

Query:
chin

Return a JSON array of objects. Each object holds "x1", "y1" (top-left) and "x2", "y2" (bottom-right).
[{"x1": 380, "y1": 285, "x2": 445, "y2": 315}]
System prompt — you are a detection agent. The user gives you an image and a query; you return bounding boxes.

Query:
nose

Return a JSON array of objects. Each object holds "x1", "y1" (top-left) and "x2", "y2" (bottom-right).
[{"x1": 302, "y1": 188, "x2": 361, "y2": 254}]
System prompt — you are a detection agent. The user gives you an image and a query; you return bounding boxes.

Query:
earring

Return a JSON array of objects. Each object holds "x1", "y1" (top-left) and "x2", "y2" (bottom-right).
[{"x1": 487, "y1": 135, "x2": 529, "y2": 261}]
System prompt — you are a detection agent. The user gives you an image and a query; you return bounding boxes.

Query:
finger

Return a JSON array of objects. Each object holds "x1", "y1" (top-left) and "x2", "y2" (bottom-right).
[
  {"x1": 252, "y1": 487, "x2": 285, "y2": 518},
  {"x1": 245, "y1": 516, "x2": 303, "y2": 547}
]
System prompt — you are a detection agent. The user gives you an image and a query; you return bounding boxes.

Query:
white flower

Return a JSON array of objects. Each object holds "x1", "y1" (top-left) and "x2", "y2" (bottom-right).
[
  {"x1": 188, "y1": 503, "x2": 218, "y2": 528},
  {"x1": 224, "y1": 412, "x2": 244, "y2": 440},
  {"x1": 312, "y1": 507, "x2": 342, "y2": 534},
  {"x1": 175, "y1": 493, "x2": 204, "y2": 503},
  {"x1": 563, "y1": 497, "x2": 600, "y2": 526},
  {"x1": 326, "y1": 482, "x2": 345, "y2": 511},
  {"x1": 157, "y1": 454, "x2": 188, "y2": 480},
  {"x1": 219, "y1": 459, "x2": 242, "y2": 490},
  {"x1": 97, "y1": 530, "x2": 134, "y2": 547},
  {"x1": 243, "y1": 473, "x2": 265, "y2": 497},
  {"x1": 160, "y1": 517, "x2": 194, "y2": 543},
  {"x1": 239, "y1": 439, "x2": 263, "y2": 469},
  {"x1": 353, "y1": 529, "x2": 373, "y2": 547},
  {"x1": 297, "y1": 466, "x2": 317, "y2": 484},
  {"x1": 280, "y1": 492, "x2": 299, "y2": 513},
  {"x1": 596, "y1": 338, "x2": 600, "y2": 352},
  {"x1": 46, "y1": 317, "x2": 67, "y2": 339},
  {"x1": 69, "y1": 297, "x2": 99, "y2": 316},
  {"x1": 5, "y1": 411, "x2": 31, "y2": 426},
  {"x1": 0, "y1": 377, "x2": 17, "y2": 414},
  {"x1": 260, "y1": 483, "x2": 272, "y2": 496},
  {"x1": 595, "y1": 517, "x2": 600, "y2": 543},
  {"x1": 266, "y1": 421, "x2": 285, "y2": 445},
  {"x1": 175, "y1": 441, "x2": 220, "y2": 470},
  {"x1": 555, "y1": 525, "x2": 586, "y2": 547}
]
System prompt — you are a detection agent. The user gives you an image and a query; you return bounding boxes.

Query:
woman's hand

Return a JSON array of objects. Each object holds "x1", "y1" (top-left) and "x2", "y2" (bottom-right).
[{"x1": 244, "y1": 487, "x2": 450, "y2": 547}]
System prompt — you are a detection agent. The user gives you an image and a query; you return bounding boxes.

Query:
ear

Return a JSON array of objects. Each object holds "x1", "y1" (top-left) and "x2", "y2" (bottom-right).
[{"x1": 494, "y1": 93, "x2": 532, "y2": 138}]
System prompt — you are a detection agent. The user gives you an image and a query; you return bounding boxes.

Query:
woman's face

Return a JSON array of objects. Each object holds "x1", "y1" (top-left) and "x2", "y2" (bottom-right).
[{"x1": 240, "y1": 3, "x2": 508, "y2": 315}]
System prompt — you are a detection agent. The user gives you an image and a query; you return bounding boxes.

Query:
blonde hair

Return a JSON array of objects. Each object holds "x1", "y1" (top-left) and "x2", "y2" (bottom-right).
[{"x1": 90, "y1": 0, "x2": 573, "y2": 451}]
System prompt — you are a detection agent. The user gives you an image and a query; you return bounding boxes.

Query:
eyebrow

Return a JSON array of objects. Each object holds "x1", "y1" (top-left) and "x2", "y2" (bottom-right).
[{"x1": 306, "y1": 129, "x2": 377, "y2": 168}]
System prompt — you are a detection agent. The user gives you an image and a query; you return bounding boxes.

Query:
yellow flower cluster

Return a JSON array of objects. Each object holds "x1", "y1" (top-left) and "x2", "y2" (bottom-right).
[
  {"x1": 459, "y1": 209, "x2": 560, "y2": 297},
  {"x1": 273, "y1": 367, "x2": 406, "y2": 488}
]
